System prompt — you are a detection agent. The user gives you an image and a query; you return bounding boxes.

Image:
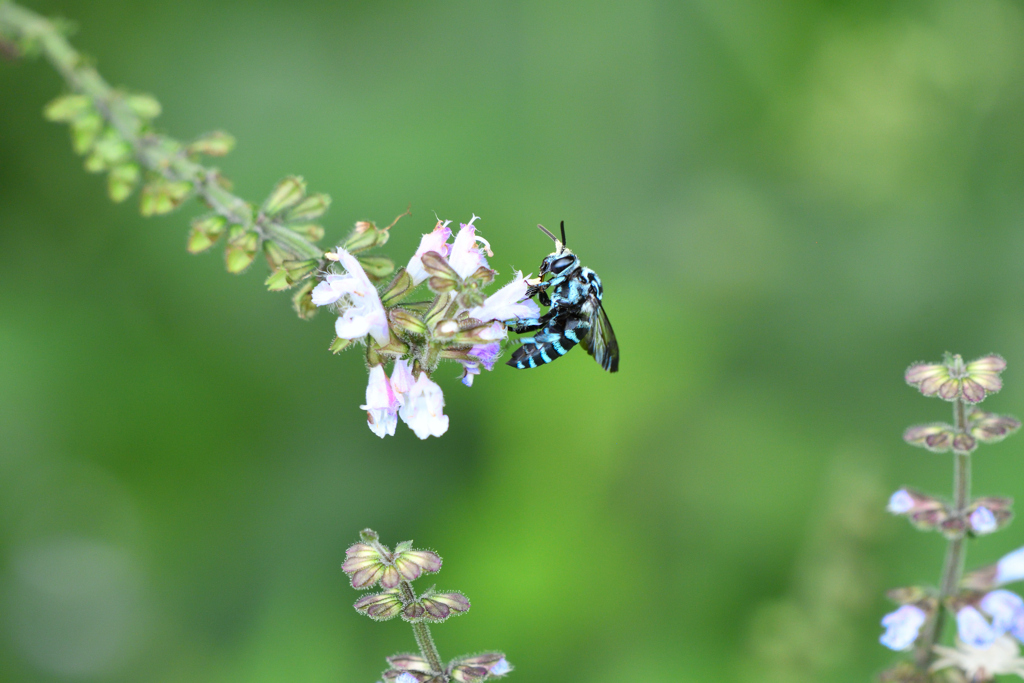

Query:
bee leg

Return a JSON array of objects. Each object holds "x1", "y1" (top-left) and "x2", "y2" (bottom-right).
[
  {"x1": 537, "y1": 289, "x2": 551, "y2": 307},
  {"x1": 507, "y1": 310, "x2": 555, "y2": 334}
]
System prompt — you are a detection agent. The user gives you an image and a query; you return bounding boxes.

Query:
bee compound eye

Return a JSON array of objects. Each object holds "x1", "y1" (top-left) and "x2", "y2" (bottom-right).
[{"x1": 550, "y1": 256, "x2": 575, "y2": 273}]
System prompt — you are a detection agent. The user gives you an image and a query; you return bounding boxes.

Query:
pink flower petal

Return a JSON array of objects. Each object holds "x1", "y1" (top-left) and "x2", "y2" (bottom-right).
[{"x1": 968, "y1": 355, "x2": 1007, "y2": 374}]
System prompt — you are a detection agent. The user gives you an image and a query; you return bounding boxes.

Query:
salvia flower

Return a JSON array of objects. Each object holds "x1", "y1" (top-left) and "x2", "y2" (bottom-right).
[
  {"x1": 362, "y1": 365, "x2": 399, "y2": 438},
  {"x1": 448, "y1": 215, "x2": 492, "y2": 280},
  {"x1": 407, "y1": 220, "x2": 453, "y2": 285},
  {"x1": 466, "y1": 271, "x2": 540, "y2": 323},
  {"x1": 932, "y1": 635, "x2": 1024, "y2": 680},
  {"x1": 905, "y1": 354, "x2": 1006, "y2": 403},
  {"x1": 998, "y1": 547, "x2": 1024, "y2": 585},
  {"x1": 957, "y1": 605, "x2": 999, "y2": 648},
  {"x1": 880, "y1": 604, "x2": 927, "y2": 651},
  {"x1": 970, "y1": 506, "x2": 998, "y2": 535},
  {"x1": 887, "y1": 489, "x2": 916, "y2": 514},
  {"x1": 399, "y1": 373, "x2": 449, "y2": 440},
  {"x1": 980, "y1": 590, "x2": 1024, "y2": 635},
  {"x1": 402, "y1": 590, "x2": 471, "y2": 622},
  {"x1": 313, "y1": 247, "x2": 390, "y2": 345}
]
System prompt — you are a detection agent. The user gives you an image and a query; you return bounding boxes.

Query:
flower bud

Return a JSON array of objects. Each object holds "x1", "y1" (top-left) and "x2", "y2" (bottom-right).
[
  {"x1": 263, "y1": 240, "x2": 289, "y2": 269},
  {"x1": 186, "y1": 131, "x2": 236, "y2": 157},
  {"x1": 70, "y1": 113, "x2": 103, "y2": 154},
  {"x1": 290, "y1": 223, "x2": 325, "y2": 242},
  {"x1": 187, "y1": 215, "x2": 227, "y2": 253},
  {"x1": 264, "y1": 269, "x2": 291, "y2": 292},
  {"x1": 107, "y1": 163, "x2": 140, "y2": 203},
  {"x1": 329, "y1": 337, "x2": 354, "y2": 354},
  {"x1": 420, "y1": 251, "x2": 459, "y2": 284},
  {"x1": 391, "y1": 309, "x2": 427, "y2": 336},
  {"x1": 343, "y1": 220, "x2": 390, "y2": 253},
  {"x1": 291, "y1": 279, "x2": 318, "y2": 319},
  {"x1": 903, "y1": 424, "x2": 948, "y2": 451},
  {"x1": 940, "y1": 516, "x2": 967, "y2": 539},
  {"x1": 423, "y1": 295, "x2": 452, "y2": 331},
  {"x1": 125, "y1": 93, "x2": 161, "y2": 119},
  {"x1": 91, "y1": 129, "x2": 132, "y2": 165},
  {"x1": 358, "y1": 255, "x2": 395, "y2": 280},
  {"x1": 359, "y1": 529, "x2": 379, "y2": 543},
  {"x1": 140, "y1": 179, "x2": 192, "y2": 216},
  {"x1": 416, "y1": 590, "x2": 469, "y2": 622},
  {"x1": 43, "y1": 94, "x2": 92, "y2": 122},
  {"x1": 283, "y1": 259, "x2": 318, "y2": 282},
  {"x1": 969, "y1": 409, "x2": 1022, "y2": 444},
  {"x1": 380, "y1": 269, "x2": 414, "y2": 307},
  {"x1": 263, "y1": 176, "x2": 306, "y2": 216},
  {"x1": 286, "y1": 193, "x2": 331, "y2": 222},
  {"x1": 224, "y1": 226, "x2": 259, "y2": 273},
  {"x1": 354, "y1": 589, "x2": 404, "y2": 621}
]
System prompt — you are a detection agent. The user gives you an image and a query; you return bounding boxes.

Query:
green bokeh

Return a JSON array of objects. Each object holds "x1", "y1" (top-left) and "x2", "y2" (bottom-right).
[{"x1": 4, "y1": 1, "x2": 1024, "y2": 681}]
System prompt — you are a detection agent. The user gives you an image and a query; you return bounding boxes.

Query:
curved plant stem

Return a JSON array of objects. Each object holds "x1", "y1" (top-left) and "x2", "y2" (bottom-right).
[{"x1": 0, "y1": 0, "x2": 324, "y2": 262}]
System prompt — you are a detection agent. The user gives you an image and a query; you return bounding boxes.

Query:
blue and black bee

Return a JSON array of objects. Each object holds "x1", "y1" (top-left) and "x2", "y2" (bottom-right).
[{"x1": 507, "y1": 221, "x2": 619, "y2": 372}]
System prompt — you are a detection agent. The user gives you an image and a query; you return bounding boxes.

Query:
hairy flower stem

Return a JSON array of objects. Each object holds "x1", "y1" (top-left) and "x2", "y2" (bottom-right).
[
  {"x1": 915, "y1": 398, "x2": 972, "y2": 670},
  {"x1": 400, "y1": 580, "x2": 444, "y2": 674},
  {"x1": 0, "y1": 0, "x2": 324, "y2": 262}
]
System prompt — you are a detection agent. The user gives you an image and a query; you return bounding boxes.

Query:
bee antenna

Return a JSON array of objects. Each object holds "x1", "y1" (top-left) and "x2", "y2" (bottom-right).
[
  {"x1": 560, "y1": 220, "x2": 567, "y2": 249},
  {"x1": 537, "y1": 223, "x2": 558, "y2": 243}
]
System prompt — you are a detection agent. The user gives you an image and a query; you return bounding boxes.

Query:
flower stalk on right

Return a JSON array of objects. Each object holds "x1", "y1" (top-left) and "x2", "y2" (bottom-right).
[{"x1": 880, "y1": 353, "x2": 1024, "y2": 682}]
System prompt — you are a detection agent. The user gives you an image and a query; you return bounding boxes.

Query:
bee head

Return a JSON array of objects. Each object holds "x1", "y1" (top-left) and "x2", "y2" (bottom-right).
[{"x1": 537, "y1": 221, "x2": 578, "y2": 275}]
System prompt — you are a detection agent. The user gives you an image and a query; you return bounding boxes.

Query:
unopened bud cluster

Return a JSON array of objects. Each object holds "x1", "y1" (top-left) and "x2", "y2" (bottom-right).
[
  {"x1": 344, "y1": 529, "x2": 511, "y2": 683},
  {"x1": 880, "y1": 354, "x2": 1024, "y2": 682}
]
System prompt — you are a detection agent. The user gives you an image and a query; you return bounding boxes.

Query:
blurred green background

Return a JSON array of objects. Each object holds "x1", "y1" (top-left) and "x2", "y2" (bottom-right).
[{"x1": 4, "y1": 0, "x2": 1024, "y2": 681}]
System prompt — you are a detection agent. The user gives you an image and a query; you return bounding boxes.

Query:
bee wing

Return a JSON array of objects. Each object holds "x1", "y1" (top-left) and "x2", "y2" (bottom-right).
[{"x1": 581, "y1": 300, "x2": 619, "y2": 372}]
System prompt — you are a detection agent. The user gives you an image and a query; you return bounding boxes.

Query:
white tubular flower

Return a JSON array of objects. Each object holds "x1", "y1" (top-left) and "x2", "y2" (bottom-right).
[
  {"x1": 398, "y1": 373, "x2": 449, "y2": 439},
  {"x1": 390, "y1": 359, "x2": 415, "y2": 405},
  {"x1": 467, "y1": 270, "x2": 541, "y2": 322},
  {"x1": 932, "y1": 635, "x2": 1024, "y2": 679},
  {"x1": 311, "y1": 248, "x2": 390, "y2": 346},
  {"x1": 361, "y1": 365, "x2": 398, "y2": 438},
  {"x1": 406, "y1": 220, "x2": 452, "y2": 285},
  {"x1": 447, "y1": 215, "x2": 492, "y2": 279}
]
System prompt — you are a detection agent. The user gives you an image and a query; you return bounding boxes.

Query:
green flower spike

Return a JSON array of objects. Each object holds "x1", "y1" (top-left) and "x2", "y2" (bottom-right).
[{"x1": 905, "y1": 354, "x2": 1006, "y2": 403}]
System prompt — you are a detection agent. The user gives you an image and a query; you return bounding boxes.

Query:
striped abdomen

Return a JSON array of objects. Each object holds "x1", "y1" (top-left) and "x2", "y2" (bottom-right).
[{"x1": 507, "y1": 316, "x2": 588, "y2": 369}]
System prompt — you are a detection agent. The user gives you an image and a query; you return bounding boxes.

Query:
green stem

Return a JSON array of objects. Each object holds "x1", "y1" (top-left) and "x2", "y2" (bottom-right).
[
  {"x1": 0, "y1": 0, "x2": 324, "y2": 263},
  {"x1": 915, "y1": 398, "x2": 971, "y2": 672},
  {"x1": 399, "y1": 580, "x2": 444, "y2": 674}
]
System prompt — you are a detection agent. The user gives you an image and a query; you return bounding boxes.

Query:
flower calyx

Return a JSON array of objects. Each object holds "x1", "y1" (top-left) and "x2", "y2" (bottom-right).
[
  {"x1": 905, "y1": 353, "x2": 1006, "y2": 404},
  {"x1": 383, "y1": 653, "x2": 512, "y2": 683},
  {"x1": 342, "y1": 530, "x2": 442, "y2": 590}
]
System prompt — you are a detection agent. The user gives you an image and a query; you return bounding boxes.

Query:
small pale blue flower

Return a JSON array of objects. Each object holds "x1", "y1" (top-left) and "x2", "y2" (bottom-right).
[
  {"x1": 396, "y1": 673, "x2": 419, "y2": 683},
  {"x1": 998, "y1": 547, "x2": 1024, "y2": 585},
  {"x1": 490, "y1": 658, "x2": 512, "y2": 676},
  {"x1": 887, "y1": 489, "x2": 915, "y2": 514},
  {"x1": 981, "y1": 590, "x2": 1024, "y2": 632},
  {"x1": 880, "y1": 604, "x2": 927, "y2": 651},
  {"x1": 957, "y1": 606, "x2": 999, "y2": 648},
  {"x1": 971, "y1": 506, "x2": 998, "y2": 535}
]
